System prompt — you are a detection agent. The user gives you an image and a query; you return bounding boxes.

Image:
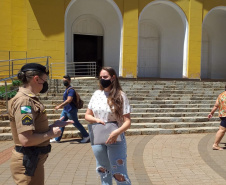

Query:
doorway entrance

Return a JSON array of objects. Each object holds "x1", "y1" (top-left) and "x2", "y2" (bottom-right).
[{"x1": 73, "y1": 34, "x2": 103, "y2": 76}]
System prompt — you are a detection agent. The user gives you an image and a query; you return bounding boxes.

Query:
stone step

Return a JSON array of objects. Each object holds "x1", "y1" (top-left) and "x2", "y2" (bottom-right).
[
  {"x1": 47, "y1": 88, "x2": 223, "y2": 94},
  {"x1": 130, "y1": 104, "x2": 214, "y2": 108},
  {"x1": 0, "y1": 117, "x2": 220, "y2": 126},
  {"x1": 33, "y1": 108, "x2": 212, "y2": 114},
  {"x1": 1, "y1": 78, "x2": 225, "y2": 141},
  {"x1": 35, "y1": 99, "x2": 216, "y2": 105},
  {"x1": 53, "y1": 79, "x2": 226, "y2": 86},
  {"x1": 0, "y1": 105, "x2": 215, "y2": 114},
  {"x1": 41, "y1": 104, "x2": 214, "y2": 109},
  {"x1": 47, "y1": 85, "x2": 224, "y2": 91},
  {"x1": 21, "y1": 112, "x2": 213, "y2": 119},
  {"x1": 42, "y1": 92, "x2": 219, "y2": 98},
  {"x1": 38, "y1": 95, "x2": 217, "y2": 101},
  {"x1": 0, "y1": 121, "x2": 219, "y2": 133},
  {"x1": 0, "y1": 126, "x2": 219, "y2": 141}
]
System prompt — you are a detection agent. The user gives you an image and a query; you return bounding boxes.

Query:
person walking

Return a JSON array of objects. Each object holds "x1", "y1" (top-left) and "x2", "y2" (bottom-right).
[
  {"x1": 85, "y1": 67, "x2": 131, "y2": 184},
  {"x1": 8, "y1": 63, "x2": 73, "y2": 185},
  {"x1": 208, "y1": 86, "x2": 226, "y2": 150},
  {"x1": 51, "y1": 75, "x2": 90, "y2": 143}
]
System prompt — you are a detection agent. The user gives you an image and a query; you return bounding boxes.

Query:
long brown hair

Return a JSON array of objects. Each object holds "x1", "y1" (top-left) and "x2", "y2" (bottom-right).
[{"x1": 99, "y1": 67, "x2": 123, "y2": 121}]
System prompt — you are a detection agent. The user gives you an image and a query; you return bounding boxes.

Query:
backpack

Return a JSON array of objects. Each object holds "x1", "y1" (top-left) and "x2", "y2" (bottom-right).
[{"x1": 67, "y1": 87, "x2": 84, "y2": 109}]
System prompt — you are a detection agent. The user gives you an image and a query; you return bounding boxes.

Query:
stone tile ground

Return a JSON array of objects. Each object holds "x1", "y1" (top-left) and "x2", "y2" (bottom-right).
[{"x1": 1, "y1": 134, "x2": 226, "y2": 185}]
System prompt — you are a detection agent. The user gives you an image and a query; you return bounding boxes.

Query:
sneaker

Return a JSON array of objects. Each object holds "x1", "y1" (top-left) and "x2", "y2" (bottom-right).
[
  {"x1": 80, "y1": 136, "x2": 90, "y2": 143},
  {"x1": 50, "y1": 138, "x2": 60, "y2": 143}
]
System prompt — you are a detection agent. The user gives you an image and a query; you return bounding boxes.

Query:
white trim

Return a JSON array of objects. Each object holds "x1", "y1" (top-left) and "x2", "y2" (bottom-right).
[
  {"x1": 202, "y1": 6, "x2": 226, "y2": 79},
  {"x1": 72, "y1": 14, "x2": 104, "y2": 36},
  {"x1": 64, "y1": 0, "x2": 123, "y2": 76},
  {"x1": 139, "y1": 0, "x2": 189, "y2": 78},
  {"x1": 64, "y1": 0, "x2": 75, "y2": 75},
  {"x1": 71, "y1": 14, "x2": 106, "y2": 63},
  {"x1": 106, "y1": 0, "x2": 123, "y2": 77},
  {"x1": 203, "y1": 6, "x2": 226, "y2": 23},
  {"x1": 137, "y1": 19, "x2": 161, "y2": 77}
]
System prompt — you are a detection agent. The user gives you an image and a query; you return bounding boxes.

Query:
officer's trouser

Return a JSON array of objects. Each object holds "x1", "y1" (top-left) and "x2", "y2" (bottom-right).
[{"x1": 10, "y1": 149, "x2": 48, "y2": 185}]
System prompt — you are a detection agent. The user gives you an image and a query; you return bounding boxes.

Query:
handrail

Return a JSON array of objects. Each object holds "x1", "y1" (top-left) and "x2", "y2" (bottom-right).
[
  {"x1": 50, "y1": 61, "x2": 96, "y2": 79},
  {"x1": 0, "y1": 75, "x2": 17, "y2": 83},
  {"x1": 0, "y1": 56, "x2": 51, "y2": 79},
  {"x1": 0, "y1": 56, "x2": 51, "y2": 113},
  {"x1": 0, "y1": 51, "x2": 27, "y2": 60}
]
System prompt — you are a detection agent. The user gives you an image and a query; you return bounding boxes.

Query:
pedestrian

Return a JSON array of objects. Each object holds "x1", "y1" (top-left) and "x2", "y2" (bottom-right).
[
  {"x1": 208, "y1": 86, "x2": 226, "y2": 150},
  {"x1": 8, "y1": 63, "x2": 74, "y2": 185},
  {"x1": 85, "y1": 67, "x2": 131, "y2": 184},
  {"x1": 51, "y1": 75, "x2": 90, "y2": 143}
]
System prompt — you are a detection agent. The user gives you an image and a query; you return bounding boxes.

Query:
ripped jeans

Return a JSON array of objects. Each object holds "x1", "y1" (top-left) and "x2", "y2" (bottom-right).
[{"x1": 92, "y1": 134, "x2": 131, "y2": 185}]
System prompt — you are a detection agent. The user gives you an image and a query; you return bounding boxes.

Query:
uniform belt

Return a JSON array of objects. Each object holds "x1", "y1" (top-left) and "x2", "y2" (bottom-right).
[{"x1": 15, "y1": 144, "x2": 51, "y2": 154}]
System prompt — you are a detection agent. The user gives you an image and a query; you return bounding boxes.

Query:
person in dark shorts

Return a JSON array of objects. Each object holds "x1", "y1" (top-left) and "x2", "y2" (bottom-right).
[{"x1": 208, "y1": 87, "x2": 226, "y2": 150}]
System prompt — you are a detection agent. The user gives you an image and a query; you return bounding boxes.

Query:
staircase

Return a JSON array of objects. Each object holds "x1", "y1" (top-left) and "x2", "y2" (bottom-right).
[{"x1": 0, "y1": 78, "x2": 224, "y2": 140}]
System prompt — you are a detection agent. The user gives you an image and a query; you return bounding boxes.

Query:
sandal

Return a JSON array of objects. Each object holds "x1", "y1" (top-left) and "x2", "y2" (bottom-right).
[{"x1": 212, "y1": 145, "x2": 223, "y2": 151}]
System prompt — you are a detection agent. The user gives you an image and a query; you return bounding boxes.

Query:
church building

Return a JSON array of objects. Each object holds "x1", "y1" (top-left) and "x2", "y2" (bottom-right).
[{"x1": 1, "y1": 0, "x2": 226, "y2": 79}]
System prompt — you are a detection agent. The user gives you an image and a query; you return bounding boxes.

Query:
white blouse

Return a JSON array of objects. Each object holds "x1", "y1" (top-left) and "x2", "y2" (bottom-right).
[{"x1": 88, "y1": 90, "x2": 131, "y2": 126}]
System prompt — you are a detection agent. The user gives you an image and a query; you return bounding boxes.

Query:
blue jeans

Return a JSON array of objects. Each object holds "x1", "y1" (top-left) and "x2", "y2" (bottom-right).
[
  {"x1": 92, "y1": 134, "x2": 131, "y2": 185},
  {"x1": 55, "y1": 108, "x2": 89, "y2": 141}
]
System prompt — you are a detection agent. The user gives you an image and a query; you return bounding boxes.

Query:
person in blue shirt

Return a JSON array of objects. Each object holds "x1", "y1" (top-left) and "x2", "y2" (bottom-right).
[{"x1": 50, "y1": 75, "x2": 89, "y2": 143}]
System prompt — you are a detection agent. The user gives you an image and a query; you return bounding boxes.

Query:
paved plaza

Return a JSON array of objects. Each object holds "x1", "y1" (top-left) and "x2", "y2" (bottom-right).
[{"x1": 1, "y1": 133, "x2": 226, "y2": 185}]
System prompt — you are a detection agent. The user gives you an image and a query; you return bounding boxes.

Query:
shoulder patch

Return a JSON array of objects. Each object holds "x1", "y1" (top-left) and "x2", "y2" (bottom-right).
[
  {"x1": 21, "y1": 106, "x2": 32, "y2": 114},
  {"x1": 22, "y1": 115, "x2": 33, "y2": 125},
  {"x1": 28, "y1": 94, "x2": 35, "y2": 97}
]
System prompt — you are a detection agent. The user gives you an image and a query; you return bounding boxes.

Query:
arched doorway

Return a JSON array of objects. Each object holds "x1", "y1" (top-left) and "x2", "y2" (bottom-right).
[
  {"x1": 201, "y1": 7, "x2": 226, "y2": 79},
  {"x1": 138, "y1": 20, "x2": 160, "y2": 77},
  {"x1": 65, "y1": 0, "x2": 123, "y2": 76},
  {"x1": 201, "y1": 28, "x2": 210, "y2": 79},
  {"x1": 72, "y1": 15, "x2": 104, "y2": 76},
  {"x1": 138, "y1": 1, "x2": 188, "y2": 78}
]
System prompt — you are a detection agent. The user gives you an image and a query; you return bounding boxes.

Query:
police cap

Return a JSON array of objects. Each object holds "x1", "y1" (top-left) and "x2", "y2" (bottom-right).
[{"x1": 21, "y1": 63, "x2": 49, "y2": 75}]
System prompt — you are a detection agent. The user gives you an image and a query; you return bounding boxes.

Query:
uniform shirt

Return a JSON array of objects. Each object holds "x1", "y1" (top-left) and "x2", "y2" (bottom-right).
[
  {"x1": 8, "y1": 87, "x2": 49, "y2": 147},
  {"x1": 218, "y1": 91, "x2": 226, "y2": 117},
  {"x1": 88, "y1": 90, "x2": 131, "y2": 127},
  {"x1": 63, "y1": 86, "x2": 77, "y2": 112}
]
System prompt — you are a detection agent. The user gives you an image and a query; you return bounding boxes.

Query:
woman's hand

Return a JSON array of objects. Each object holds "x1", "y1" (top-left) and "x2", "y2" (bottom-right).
[
  {"x1": 106, "y1": 129, "x2": 120, "y2": 144},
  {"x1": 208, "y1": 113, "x2": 213, "y2": 120},
  {"x1": 49, "y1": 127, "x2": 62, "y2": 138},
  {"x1": 95, "y1": 118, "x2": 105, "y2": 125},
  {"x1": 50, "y1": 116, "x2": 74, "y2": 128},
  {"x1": 85, "y1": 109, "x2": 105, "y2": 125}
]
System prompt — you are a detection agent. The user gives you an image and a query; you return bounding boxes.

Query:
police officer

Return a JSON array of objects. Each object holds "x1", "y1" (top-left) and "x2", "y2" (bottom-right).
[{"x1": 8, "y1": 63, "x2": 73, "y2": 185}]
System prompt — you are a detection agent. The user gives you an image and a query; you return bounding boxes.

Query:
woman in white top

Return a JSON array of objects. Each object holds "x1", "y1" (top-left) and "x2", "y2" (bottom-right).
[{"x1": 85, "y1": 67, "x2": 131, "y2": 185}]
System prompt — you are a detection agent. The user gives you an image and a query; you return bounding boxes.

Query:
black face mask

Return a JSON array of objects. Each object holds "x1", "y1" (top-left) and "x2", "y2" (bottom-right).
[
  {"x1": 39, "y1": 81, "x2": 48, "y2": 93},
  {"x1": 100, "y1": 79, "x2": 112, "y2": 88},
  {"x1": 63, "y1": 81, "x2": 69, "y2": 87}
]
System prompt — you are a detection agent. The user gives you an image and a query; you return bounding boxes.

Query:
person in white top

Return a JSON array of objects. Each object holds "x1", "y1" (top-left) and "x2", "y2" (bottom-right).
[{"x1": 85, "y1": 67, "x2": 131, "y2": 185}]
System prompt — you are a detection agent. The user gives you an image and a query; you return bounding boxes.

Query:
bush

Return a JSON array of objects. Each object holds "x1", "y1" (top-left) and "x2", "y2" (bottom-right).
[
  {"x1": 0, "y1": 80, "x2": 21, "y2": 100},
  {"x1": 12, "y1": 80, "x2": 21, "y2": 86}
]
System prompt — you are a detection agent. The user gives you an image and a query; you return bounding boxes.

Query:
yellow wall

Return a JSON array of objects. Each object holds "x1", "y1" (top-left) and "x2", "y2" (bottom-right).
[
  {"x1": 27, "y1": 0, "x2": 66, "y2": 78},
  {"x1": 203, "y1": 1, "x2": 226, "y2": 19},
  {"x1": 1, "y1": 0, "x2": 226, "y2": 79},
  {"x1": 122, "y1": 0, "x2": 139, "y2": 78},
  {"x1": 187, "y1": 0, "x2": 226, "y2": 79},
  {"x1": 0, "y1": 0, "x2": 12, "y2": 57}
]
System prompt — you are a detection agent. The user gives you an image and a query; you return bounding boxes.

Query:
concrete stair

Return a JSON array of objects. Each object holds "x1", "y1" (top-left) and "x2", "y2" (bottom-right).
[{"x1": 0, "y1": 78, "x2": 225, "y2": 140}]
